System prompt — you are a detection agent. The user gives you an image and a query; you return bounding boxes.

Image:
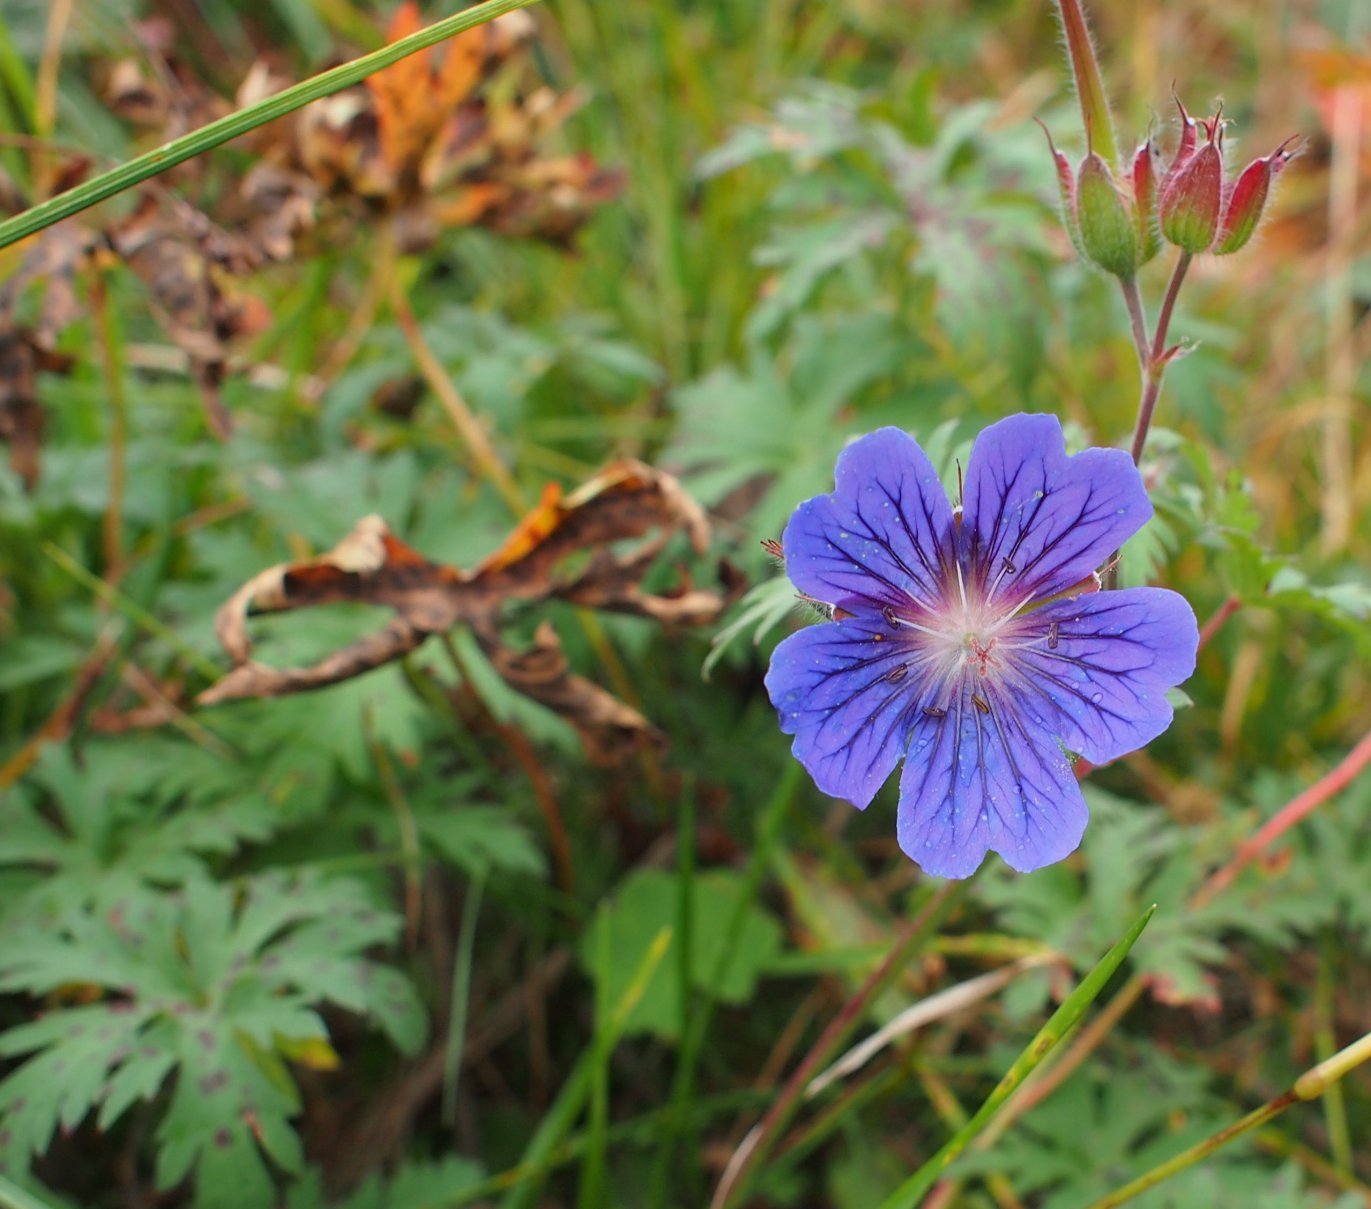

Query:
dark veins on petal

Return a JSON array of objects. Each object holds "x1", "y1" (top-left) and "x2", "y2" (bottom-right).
[
  {"x1": 896, "y1": 676, "x2": 1086, "y2": 877},
  {"x1": 960, "y1": 416, "x2": 1150, "y2": 607},
  {"x1": 1011, "y1": 589, "x2": 1198, "y2": 765},
  {"x1": 781, "y1": 427, "x2": 955, "y2": 615},
  {"x1": 765, "y1": 613, "x2": 938, "y2": 809}
]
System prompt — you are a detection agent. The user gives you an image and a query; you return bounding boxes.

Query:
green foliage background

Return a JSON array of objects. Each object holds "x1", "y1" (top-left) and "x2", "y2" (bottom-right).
[{"x1": 1, "y1": 0, "x2": 1369, "y2": 1206}]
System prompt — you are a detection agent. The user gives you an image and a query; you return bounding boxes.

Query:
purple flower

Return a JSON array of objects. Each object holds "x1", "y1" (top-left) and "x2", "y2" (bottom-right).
[{"x1": 765, "y1": 413, "x2": 1198, "y2": 879}]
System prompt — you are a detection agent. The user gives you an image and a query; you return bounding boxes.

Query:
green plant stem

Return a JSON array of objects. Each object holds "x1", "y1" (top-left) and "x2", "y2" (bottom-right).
[
  {"x1": 1119, "y1": 277, "x2": 1149, "y2": 372},
  {"x1": 1082, "y1": 1028, "x2": 1371, "y2": 1209},
  {"x1": 1315, "y1": 935, "x2": 1354, "y2": 1176},
  {"x1": 713, "y1": 877, "x2": 971, "y2": 1209},
  {"x1": 974, "y1": 970, "x2": 1146, "y2": 1152},
  {"x1": 656, "y1": 764, "x2": 798, "y2": 1209},
  {"x1": 41, "y1": 542, "x2": 223, "y2": 681},
  {"x1": 878, "y1": 904, "x2": 1157, "y2": 1209},
  {"x1": 499, "y1": 927, "x2": 672, "y2": 1209},
  {"x1": 442, "y1": 870, "x2": 487, "y2": 1128},
  {"x1": 0, "y1": 0, "x2": 540, "y2": 250}
]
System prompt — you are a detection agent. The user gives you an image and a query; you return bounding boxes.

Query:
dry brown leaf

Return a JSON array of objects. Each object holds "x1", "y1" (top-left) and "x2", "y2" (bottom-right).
[
  {"x1": 197, "y1": 461, "x2": 727, "y2": 761},
  {"x1": 109, "y1": 194, "x2": 271, "y2": 437},
  {"x1": 230, "y1": 8, "x2": 611, "y2": 255},
  {"x1": 0, "y1": 224, "x2": 95, "y2": 488}
]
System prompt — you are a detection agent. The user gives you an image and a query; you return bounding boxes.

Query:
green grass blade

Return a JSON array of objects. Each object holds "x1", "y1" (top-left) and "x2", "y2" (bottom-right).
[
  {"x1": 499, "y1": 926, "x2": 672, "y2": 1209},
  {"x1": 1081, "y1": 1028, "x2": 1371, "y2": 1209},
  {"x1": 0, "y1": 0, "x2": 540, "y2": 250},
  {"x1": 878, "y1": 903, "x2": 1158, "y2": 1209}
]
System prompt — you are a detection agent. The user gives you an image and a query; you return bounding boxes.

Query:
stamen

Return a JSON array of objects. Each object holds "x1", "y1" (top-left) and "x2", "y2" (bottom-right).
[
  {"x1": 986, "y1": 553, "x2": 1018, "y2": 603},
  {"x1": 955, "y1": 558, "x2": 968, "y2": 614},
  {"x1": 971, "y1": 694, "x2": 991, "y2": 714},
  {"x1": 923, "y1": 705, "x2": 947, "y2": 718},
  {"x1": 889, "y1": 615, "x2": 943, "y2": 639},
  {"x1": 883, "y1": 664, "x2": 910, "y2": 684},
  {"x1": 1048, "y1": 621, "x2": 1060, "y2": 649}
]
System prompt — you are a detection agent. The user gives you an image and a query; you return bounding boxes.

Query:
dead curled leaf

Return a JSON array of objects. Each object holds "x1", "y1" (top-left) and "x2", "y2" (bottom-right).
[
  {"x1": 0, "y1": 223, "x2": 95, "y2": 488},
  {"x1": 108, "y1": 193, "x2": 271, "y2": 438},
  {"x1": 233, "y1": 4, "x2": 620, "y2": 255},
  {"x1": 197, "y1": 461, "x2": 729, "y2": 762}
]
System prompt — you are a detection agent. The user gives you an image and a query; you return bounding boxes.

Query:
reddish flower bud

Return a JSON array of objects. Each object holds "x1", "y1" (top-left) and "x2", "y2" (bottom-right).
[
  {"x1": 1213, "y1": 136, "x2": 1299, "y2": 255},
  {"x1": 1076, "y1": 152, "x2": 1139, "y2": 278},
  {"x1": 1159, "y1": 134, "x2": 1223, "y2": 254},
  {"x1": 1038, "y1": 120, "x2": 1087, "y2": 259},
  {"x1": 1162, "y1": 97, "x2": 1201, "y2": 191},
  {"x1": 1131, "y1": 138, "x2": 1162, "y2": 264}
]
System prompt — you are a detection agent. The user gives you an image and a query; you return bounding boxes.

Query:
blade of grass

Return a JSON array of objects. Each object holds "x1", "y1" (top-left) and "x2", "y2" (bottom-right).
[
  {"x1": 651, "y1": 762, "x2": 799, "y2": 1209},
  {"x1": 0, "y1": 0, "x2": 541, "y2": 250},
  {"x1": 499, "y1": 926, "x2": 673, "y2": 1209},
  {"x1": 577, "y1": 888, "x2": 614, "y2": 1209},
  {"x1": 40, "y1": 542, "x2": 223, "y2": 681},
  {"x1": 1081, "y1": 1029, "x2": 1371, "y2": 1209},
  {"x1": 877, "y1": 902, "x2": 1158, "y2": 1209},
  {"x1": 713, "y1": 875, "x2": 972, "y2": 1209},
  {"x1": 442, "y1": 870, "x2": 487, "y2": 1127}
]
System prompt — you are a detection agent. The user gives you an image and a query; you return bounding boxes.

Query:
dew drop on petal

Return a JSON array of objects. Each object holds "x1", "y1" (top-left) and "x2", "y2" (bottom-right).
[{"x1": 1091, "y1": 691, "x2": 1103, "y2": 703}]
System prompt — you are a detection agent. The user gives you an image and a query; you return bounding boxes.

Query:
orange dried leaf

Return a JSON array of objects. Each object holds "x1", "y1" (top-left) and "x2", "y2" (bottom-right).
[{"x1": 198, "y1": 462, "x2": 726, "y2": 760}]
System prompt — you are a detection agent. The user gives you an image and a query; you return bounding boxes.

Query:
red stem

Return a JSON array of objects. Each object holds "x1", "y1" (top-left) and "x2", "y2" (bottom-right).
[
  {"x1": 1197, "y1": 595, "x2": 1242, "y2": 650},
  {"x1": 1129, "y1": 251, "x2": 1193, "y2": 465},
  {"x1": 1193, "y1": 726, "x2": 1371, "y2": 908}
]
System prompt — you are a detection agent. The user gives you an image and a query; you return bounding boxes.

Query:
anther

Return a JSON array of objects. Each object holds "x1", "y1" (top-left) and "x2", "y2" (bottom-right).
[
  {"x1": 923, "y1": 705, "x2": 946, "y2": 719},
  {"x1": 883, "y1": 664, "x2": 909, "y2": 684},
  {"x1": 972, "y1": 694, "x2": 991, "y2": 714},
  {"x1": 881, "y1": 604, "x2": 899, "y2": 630},
  {"x1": 1047, "y1": 621, "x2": 1060, "y2": 650}
]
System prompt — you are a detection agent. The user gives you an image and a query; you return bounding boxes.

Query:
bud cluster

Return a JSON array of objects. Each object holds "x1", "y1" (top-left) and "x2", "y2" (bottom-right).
[{"x1": 1046, "y1": 99, "x2": 1297, "y2": 278}]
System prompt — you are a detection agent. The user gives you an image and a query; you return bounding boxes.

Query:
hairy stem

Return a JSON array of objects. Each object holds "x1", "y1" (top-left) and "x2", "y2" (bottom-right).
[
  {"x1": 1118, "y1": 276, "x2": 1150, "y2": 371},
  {"x1": 1129, "y1": 251, "x2": 1192, "y2": 465}
]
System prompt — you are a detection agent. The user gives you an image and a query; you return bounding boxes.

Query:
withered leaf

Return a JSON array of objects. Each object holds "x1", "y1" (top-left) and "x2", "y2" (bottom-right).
[
  {"x1": 232, "y1": 7, "x2": 613, "y2": 255},
  {"x1": 0, "y1": 223, "x2": 94, "y2": 488},
  {"x1": 109, "y1": 193, "x2": 271, "y2": 437},
  {"x1": 198, "y1": 461, "x2": 726, "y2": 762}
]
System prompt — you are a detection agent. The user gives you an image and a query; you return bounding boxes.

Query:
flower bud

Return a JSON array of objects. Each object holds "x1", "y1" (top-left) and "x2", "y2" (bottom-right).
[
  {"x1": 1213, "y1": 136, "x2": 1298, "y2": 255},
  {"x1": 1039, "y1": 121, "x2": 1087, "y2": 260},
  {"x1": 1131, "y1": 138, "x2": 1162, "y2": 264},
  {"x1": 1161, "y1": 98, "x2": 1200, "y2": 192},
  {"x1": 1159, "y1": 135, "x2": 1222, "y2": 254},
  {"x1": 1075, "y1": 152, "x2": 1139, "y2": 278}
]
